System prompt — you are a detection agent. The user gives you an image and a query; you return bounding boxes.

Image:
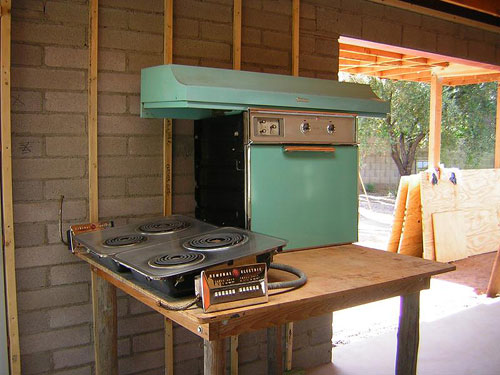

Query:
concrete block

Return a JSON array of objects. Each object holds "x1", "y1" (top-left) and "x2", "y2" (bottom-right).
[
  {"x1": 173, "y1": 325, "x2": 201, "y2": 345},
  {"x1": 100, "y1": 50, "x2": 127, "y2": 72},
  {"x1": 242, "y1": 0, "x2": 263, "y2": 10},
  {"x1": 239, "y1": 359, "x2": 267, "y2": 375},
  {"x1": 300, "y1": 36, "x2": 315, "y2": 54},
  {"x1": 315, "y1": 38, "x2": 339, "y2": 57},
  {"x1": 118, "y1": 350, "x2": 164, "y2": 375},
  {"x1": 262, "y1": 30, "x2": 292, "y2": 51},
  {"x1": 174, "y1": 0, "x2": 231, "y2": 22},
  {"x1": 127, "y1": 53, "x2": 163, "y2": 73},
  {"x1": 242, "y1": 26, "x2": 261, "y2": 45},
  {"x1": 12, "y1": 20, "x2": 85, "y2": 46},
  {"x1": 263, "y1": 0, "x2": 292, "y2": 15},
  {"x1": 49, "y1": 304, "x2": 92, "y2": 328},
  {"x1": 337, "y1": 12, "x2": 362, "y2": 37},
  {"x1": 173, "y1": 174, "x2": 195, "y2": 195},
  {"x1": 45, "y1": 1, "x2": 87, "y2": 24},
  {"x1": 20, "y1": 325, "x2": 90, "y2": 355},
  {"x1": 15, "y1": 244, "x2": 76, "y2": 269},
  {"x1": 300, "y1": 17, "x2": 316, "y2": 32},
  {"x1": 100, "y1": 29, "x2": 163, "y2": 52},
  {"x1": 21, "y1": 352, "x2": 51, "y2": 375},
  {"x1": 129, "y1": 12, "x2": 163, "y2": 34},
  {"x1": 45, "y1": 92, "x2": 87, "y2": 113},
  {"x1": 13, "y1": 180, "x2": 43, "y2": 202},
  {"x1": 129, "y1": 296, "x2": 155, "y2": 315},
  {"x1": 14, "y1": 200, "x2": 86, "y2": 223},
  {"x1": 18, "y1": 283, "x2": 88, "y2": 312},
  {"x1": 45, "y1": 46, "x2": 87, "y2": 69},
  {"x1": 173, "y1": 340, "x2": 203, "y2": 362},
  {"x1": 99, "y1": 196, "x2": 163, "y2": 217},
  {"x1": 118, "y1": 313, "x2": 164, "y2": 337},
  {"x1": 53, "y1": 344, "x2": 94, "y2": 369},
  {"x1": 99, "y1": 177, "x2": 127, "y2": 197},
  {"x1": 242, "y1": 7, "x2": 290, "y2": 32},
  {"x1": 13, "y1": 158, "x2": 85, "y2": 179},
  {"x1": 242, "y1": 46, "x2": 289, "y2": 67},
  {"x1": 174, "y1": 18, "x2": 200, "y2": 39},
  {"x1": 128, "y1": 95, "x2": 141, "y2": 115},
  {"x1": 118, "y1": 337, "x2": 131, "y2": 357},
  {"x1": 362, "y1": 17, "x2": 402, "y2": 46},
  {"x1": 98, "y1": 94, "x2": 127, "y2": 114},
  {"x1": 118, "y1": 296, "x2": 129, "y2": 317},
  {"x1": 402, "y1": 25, "x2": 437, "y2": 52},
  {"x1": 12, "y1": 136, "x2": 43, "y2": 158},
  {"x1": 201, "y1": 21, "x2": 233, "y2": 43},
  {"x1": 99, "y1": 7, "x2": 128, "y2": 29},
  {"x1": 132, "y1": 330, "x2": 164, "y2": 353},
  {"x1": 98, "y1": 156, "x2": 162, "y2": 177},
  {"x1": 310, "y1": 325, "x2": 333, "y2": 345},
  {"x1": 199, "y1": 59, "x2": 233, "y2": 69},
  {"x1": 299, "y1": 54, "x2": 337, "y2": 73},
  {"x1": 316, "y1": 7, "x2": 339, "y2": 33},
  {"x1": 46, "y1": 136, "x2": 87, "y2": 156},
  {"x1": 18, "y1": 310, "x2": 50, "y2": 335},
  {"x1": 98, "y1": 136, "x2": 127, "y2": 156},
  {"x1": 12, "y1": 43, "x2": 42, "y2": 66},
  {"x1": 11, "y1": 90, "x2": 42, "y2": 112},
  {"x1": 12, "y1": 67, "x2": 85, "y2": 90},
  {"x1": 98, "y1": 72, "x2": 140, "y2": 94},
  {"x1": 16, "y1": 267, "x2": 48, "y2": 291},
  {"x1": 100, "y1": 0, "x2": 163, "y2": 12},
  {"x1": 12, "y1": 113, "x2": 85, "y2": 135},
  {"x1": 237, "y1": 343, "x2": 260, "y2": 364},
  {"x1": 127, "y1": 176, "x2": 162, "y2": 196},
  {"x1": 51, "y1": 366, "x2": 91, "y2": 375},
  {"x1": 128, "y1": 136, "x2": 162, "y2": 156},
  {"x1": 98, "y1": 115, "x2": 162, "y2": 135},
  {"x1": 174, "y1": 38, "x2": 231, "y2": 61},
  {"x1": 468, "y1": 40, "x2": 496, "y2": 63},
  {"x1": 385, "y1": 6, "x2": 422, "y2": 27},
  {"x1": 44, "y1": 178, "x2": 87, "y2": 200},
  {"x1": 50, "y1": 263, "x2": 90, "y2": 285},
  {"x1": 13, "y1": 223, "x2": 45, "y2": 248},
  {"x1": 293, "y1": 341, "x2": 332, "y2": 369},
  {"x1": 174, "y1": 359, "x2": 203, "y2": 375}
]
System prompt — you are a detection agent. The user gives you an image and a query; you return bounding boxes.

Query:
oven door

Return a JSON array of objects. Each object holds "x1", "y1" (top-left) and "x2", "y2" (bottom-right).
[{"x1": 248, "y1": 144, "x2": 358, "y2": 250}]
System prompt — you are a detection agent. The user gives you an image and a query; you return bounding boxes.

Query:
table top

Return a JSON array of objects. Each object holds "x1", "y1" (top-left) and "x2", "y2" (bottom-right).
[{"x1": 79, "y1": 244, "x2": 455, "y2": 340}]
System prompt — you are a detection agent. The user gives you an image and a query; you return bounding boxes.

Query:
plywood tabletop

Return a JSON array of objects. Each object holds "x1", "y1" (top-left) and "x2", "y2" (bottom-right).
[{"x1": 78, "y1": 244, "x2": 455, "y2": 340}]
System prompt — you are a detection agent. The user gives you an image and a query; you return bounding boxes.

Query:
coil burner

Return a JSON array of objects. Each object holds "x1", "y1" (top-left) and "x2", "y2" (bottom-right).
[
  {"x1": 148, "y1": 253, "x2": 205, "y2": 268},
  {"x1": 183, "y1": 232, "x2": 248, "y2": 251},
  {"x1": 103, "y1": 235, "x2": 147, "y2": 247},
  {"x1": 138, "y1": 219, "x2": 191, "y2": 234}
]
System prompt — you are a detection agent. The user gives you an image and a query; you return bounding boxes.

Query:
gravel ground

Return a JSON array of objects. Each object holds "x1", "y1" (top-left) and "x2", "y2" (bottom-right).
[{"x1": 332, "y1": 194, "x2": 489, "y2": 347}]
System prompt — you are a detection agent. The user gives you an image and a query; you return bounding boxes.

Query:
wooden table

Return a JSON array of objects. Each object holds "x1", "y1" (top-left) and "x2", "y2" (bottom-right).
[{"x1": 78, "y1": 244, "x2": 454, "y2": 375}]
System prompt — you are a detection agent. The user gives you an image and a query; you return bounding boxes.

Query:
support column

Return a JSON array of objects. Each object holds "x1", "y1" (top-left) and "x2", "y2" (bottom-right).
[
  {"x1": 233, "y1": 0, "x2": 241, "y2": 70},
  {"x1": 428, "y1": 74, "x2": 442, "y2": 168},
  {"x1": 494, "y1": 82, "x2": 500, "y2": 168},
  {"x1": 292, "y1": 0, "x2": 299, "y2": 77},
  {"x1": 396, "y1": 292, "x2": 420, "y2": 375},
  {"x1": 204, "y1": 339, "x2": 226, "y2": 375}
]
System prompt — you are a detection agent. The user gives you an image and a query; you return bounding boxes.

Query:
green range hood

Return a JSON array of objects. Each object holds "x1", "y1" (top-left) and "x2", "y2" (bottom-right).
[{"x1": 141, "y1": 64, "x2": 389, "y2": 120}]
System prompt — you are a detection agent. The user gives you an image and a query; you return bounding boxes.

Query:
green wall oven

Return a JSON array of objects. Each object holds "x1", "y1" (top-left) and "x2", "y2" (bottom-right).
[{"x1": 195, "y1": 109, "x2": 358, "y2": 251}]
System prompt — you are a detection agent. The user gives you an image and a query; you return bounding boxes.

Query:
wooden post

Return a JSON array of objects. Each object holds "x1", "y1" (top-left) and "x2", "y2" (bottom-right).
[
  {"x1": 285, "y1": 322, "x2": 293, "y2": 371},
  {"x1": 292, "y1": 0, "x2": 299, "y2": 76},
  {"x1": 233, "y1": 0, "x2": 242, "y2": 70},
  {"x1": 164, "y1": 318, "x2": 174, "y2": 374},
  {"x1": 163, "y1": 0, "x2": 173, "y2": 216},
  {"x1": 267, "y1": 326, "x2": 283, "y2": 375},
  {"x1": 396, "y1": 292, "x2": 420, "y2": 375},
  {"x1": 0, "y1": 1, "x2": 21, "y2": 374},
  {"x1": 494, "y1": 82, "x2": 500, "y2": 168},
  {"x1": 428, "y1": 74, "x2": 442, "y2": 168},
  {"x1": 486, "y1": 247, "x2": 500, "y2": 297},
  {"x1": 230, "y1": 335, "x2": 238, "y2": 375},
  {"x1": 204, "y1": 339, "x2": 226, "y2": 375}
]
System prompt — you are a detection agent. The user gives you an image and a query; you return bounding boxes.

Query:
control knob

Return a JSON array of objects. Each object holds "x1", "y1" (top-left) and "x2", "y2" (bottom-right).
[
  {"x1": 300, "y1": 121, "x2": 311, "y2": 133},
  {"x1": 327, "y1": 123, "x2": 335, "y2": 134}
]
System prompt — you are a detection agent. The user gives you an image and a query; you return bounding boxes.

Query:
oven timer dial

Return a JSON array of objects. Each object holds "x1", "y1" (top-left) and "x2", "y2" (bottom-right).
[
  {"x1": 300, "y1": 121, "x2": 311, "y2": 133},
  {"x1": 327, "y1": 123, "x2": 335, "y2": 134}
]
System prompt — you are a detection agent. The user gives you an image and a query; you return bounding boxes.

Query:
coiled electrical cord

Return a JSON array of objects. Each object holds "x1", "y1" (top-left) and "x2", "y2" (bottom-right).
[{"x1": 268, "y1": 263, "x2": 307, "y2": 290}]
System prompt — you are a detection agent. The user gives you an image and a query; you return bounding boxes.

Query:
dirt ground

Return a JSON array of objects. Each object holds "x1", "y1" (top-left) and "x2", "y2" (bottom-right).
[{"x1": 332, "y1": 194, "x2": 497, "y2": 347}]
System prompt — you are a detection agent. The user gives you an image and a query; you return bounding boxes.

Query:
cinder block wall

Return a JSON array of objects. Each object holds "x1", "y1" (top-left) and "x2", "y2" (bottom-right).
[{"x1": 10, "y1": 0, "x2": 499, "y2": 374}]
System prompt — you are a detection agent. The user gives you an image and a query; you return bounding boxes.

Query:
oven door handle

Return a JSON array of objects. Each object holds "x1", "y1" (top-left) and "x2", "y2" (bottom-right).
[{"x1": 283, "y1": 145, "x2": 336, "y2": 153}]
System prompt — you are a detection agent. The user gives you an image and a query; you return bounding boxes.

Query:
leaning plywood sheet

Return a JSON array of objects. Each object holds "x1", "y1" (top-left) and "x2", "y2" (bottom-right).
[
  {"x1": 456, "y1": 169, "x2": 500, "y2": 210},
  {"x1": 420, "y1": 169, "x2": 460, "y2": 260},
  {"x1": 398, "y1": 175, "x2": 423, "y2": 257},
  {"x1": 432, "y1": 211, "x2": 467, "y2": 262},
  {"x1": 387, "y1": 176, "x2": 410, "y2": 253}
]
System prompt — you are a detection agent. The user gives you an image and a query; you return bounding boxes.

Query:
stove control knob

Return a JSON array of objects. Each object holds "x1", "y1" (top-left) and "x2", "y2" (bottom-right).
[
  {"x1": 232, "y1": 268, "x2": 240, "y2": 278},
  {"x1": 300, "y1": 121, "x2": 311, "y2": 133},
  {"x1": 327, "y1": 123, "x2": 335, "y2": 134}
]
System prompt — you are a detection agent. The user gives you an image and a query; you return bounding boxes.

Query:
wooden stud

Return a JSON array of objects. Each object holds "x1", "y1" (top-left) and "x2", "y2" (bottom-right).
[
  {"x1": 165, "y1": 318, "x2": 174, "y2": 374},
  {"x1": 163, "y1": 0, "x2": 173, "y2": 216},
  {"x1": 204, "y1": 339, "x2": 226, "y2": 375},
  {"x1": 486, "y1": 247, "x2": 500, "y2": 297},
  {"x1": 428, "y1": 74, "x2": 442, "y2": 168},
  {"x1": 230, "y1": 336, "x2": 238, "y2": 375},
  {"x1": 285, "y1": 322, "x2": 293, "y2": 371},
  {"x1": 1, "y1": 2, "x2": 21, "y2": 374},
  {"x1": 88, "y1": 0, "x2": 99, "y2": 222},
  {"x1": 267, "y1": 326, "x2": 283, "y2": 375},
  {"x1": 233, "y1": 0, "x2": 242, "y2": 70},
  {"x1": 495, "y1": 82, "x2": 500, "y2": 168},
  {"x1": 292, "y1": 0, "x2": 299, "y2": 76},
  {"x1": 396, "y1": 292, "x2": 420, "y2": 375},
  {"x1": 92, "y1": 271, "x2": 118, "y2": 375}
]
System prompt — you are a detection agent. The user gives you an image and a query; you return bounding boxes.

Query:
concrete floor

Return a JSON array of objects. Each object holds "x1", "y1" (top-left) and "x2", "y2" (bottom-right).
[{"x1": 308, "y1": 298, "x2": 500, "y2": 375}]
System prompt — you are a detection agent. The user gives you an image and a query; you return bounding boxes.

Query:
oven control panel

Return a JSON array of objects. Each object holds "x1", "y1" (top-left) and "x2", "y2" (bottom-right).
[
  {"x1": 248, "y1": 109, "x2": 357, "y2": 144},
  {"x1": 196, "y1": 263, "x2": 268, "y2": 312}
]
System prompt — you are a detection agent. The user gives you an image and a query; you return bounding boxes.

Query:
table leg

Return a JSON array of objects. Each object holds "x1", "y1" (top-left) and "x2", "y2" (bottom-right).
[
  {"x1": 204, "y1": 338, "x2": 226, "y2": 375},
  {"x1": 91, "y1": 271, "x2": 117, "y2": 375},
  {"x1": 267, "y1": 326, "x2": 283, "y2": 375},
  {"x1": 396, "y1": 292, "x2": 420, "y2": 375},
  {"x1": 165, "y1": 318, "x2": 174, "y2": 374}
]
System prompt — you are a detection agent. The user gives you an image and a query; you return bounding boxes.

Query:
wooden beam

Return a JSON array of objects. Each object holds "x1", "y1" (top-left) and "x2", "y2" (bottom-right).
[
  {"x1": 292, "y1": 0, "x2": 299, "y2": 76},
  {"x1": 443, "y1": 73, "x2": 500, "y2": 86},
  {"x1": 0, "y1": 1, "x2": 21, "y2": 374},
  {"x1": 163, "y1": 0, "x2": 173, "y2": 217},
  {"x1": 233, "y1": 0, "x2": 241, "y2": 70},
  {"x1": 230, "y1": 335, "x2": 238, "y2": 375},
  {"x1": 88, "y1": 0, "x2": 98, "y2": 222},
  {"x1": 440, "y1": 0, "x2": 500, "y2": 17},
  {"x1": 204, "y1": 339, "x2": 226, "y2": 375},
  {"x1": 428, "y1": 74, "x2": 443, "y2": 168},
  {"x1": 165, "y1": 318, "x2": 174, "y2": 374},
  {"x1": 285, "y1": 322, "x2": 293, "y2": 371},
  {"x1": 495, "y1": 82, "x2": 500, "y2": 168},
  {"x1": 396, "y1": 292, "x2": 420, "y2": 375}
]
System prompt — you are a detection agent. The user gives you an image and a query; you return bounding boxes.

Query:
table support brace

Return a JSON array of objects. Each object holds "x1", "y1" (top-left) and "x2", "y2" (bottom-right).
[
  {"x1": 204, "y1": 338, "x2": 226, "y2": 375},
  {"x1": 396, "y1": 291, "x2": 420, "y2": 375}
]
